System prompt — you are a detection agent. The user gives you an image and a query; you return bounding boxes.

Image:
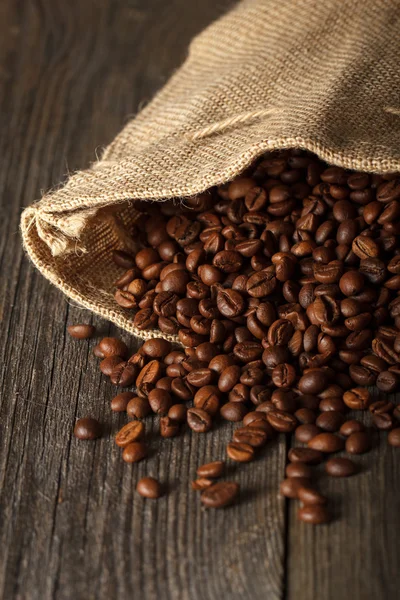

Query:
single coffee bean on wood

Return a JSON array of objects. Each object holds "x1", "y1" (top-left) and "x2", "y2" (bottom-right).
[
  {"x1": 196, "y1": 461, "x2": 225, "y2": 479},
  {"x1": 325, "y1": 457, "x2": 357, "y2": 477},
  {"x1": 200, "y1": 481, "x2": 240, "y2": 508},
  {"x1": 298, "y1": 505, "x2": 330, "y2": 525},
  {"x1": 136, "y1": 477, "x2": 161, "y2": 499},
  {"x1": 67, "y1": 324, "x2": 96, "y2": 339},
  {"x1": 74, "y1": 418, "x2": 102, "y2": 440}
]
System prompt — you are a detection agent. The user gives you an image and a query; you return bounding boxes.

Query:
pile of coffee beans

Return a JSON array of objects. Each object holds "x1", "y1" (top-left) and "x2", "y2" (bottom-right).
[{"x1": 71, "y1": 149, "x2": 400, "y2": 520}]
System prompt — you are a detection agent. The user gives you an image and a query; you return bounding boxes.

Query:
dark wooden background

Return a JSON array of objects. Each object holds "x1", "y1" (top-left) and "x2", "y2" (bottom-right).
[{"x1": 1, "y1": 1, "x2": 399, "y2": 598}]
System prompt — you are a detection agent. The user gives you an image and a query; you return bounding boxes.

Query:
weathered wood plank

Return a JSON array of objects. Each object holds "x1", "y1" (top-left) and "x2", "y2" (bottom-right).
[
  {"x1": 287, "y1": 409, "x2": 400, "y2": 600},
  {"x1": 0, "y1": 1, "x2": 287, "y2": 599}
]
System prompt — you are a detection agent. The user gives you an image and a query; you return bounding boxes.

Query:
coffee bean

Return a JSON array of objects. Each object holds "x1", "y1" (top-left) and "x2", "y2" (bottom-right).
[
  {"x1": 218, "y1": 365, "x2": 241, "y2": 393},
  {"x1": 197, "y1": 461, "x2": 225, "y2": 478},
  {"x1": 325, "y1": 457, "x2": 356, "y2": 477},
  {"x1": 115, "y1": 421, "x2": 144, "y2": 447},
  {"x1": 298, "y1": 369, "x2": 329, "y2": 394},
  {"x1": 280, "y1": 477, "x2": 311, "y2": 498},
  {"x1": 74, "y1": 417, "x2": 102, "y2": 440},
  {"x1": 168, "y1": 404, "x2": 187, "y2": 423},
  {"x1": 388, "y1": 428, "x2": 400, "y2": 447},
  {"x1": 285, "y1": 462, "x2": 313, "y2": 479},
  {"x1": 346, "y1": 432, "x2": 370, "y2": 454},
  {"x1": 200, "y1": 481, "x2": 239, "y2": 508},
  {"x1": 136, "y1": 477, "x2": 161, "y2": 499},
  {"x1": 110, "y1": 361, "x2": 138, "y2": 387},
  {"x1": 233, "y1": 426, "x2": 268, "y2": 447},
  {"x1": 187, "y1": 368, "x2": 215, "y2": 387},
  {"x1": 352, "y1": 235, "x2": 379, "y2": 259},
  {"x1": 297, "y1": 505, "x2": 330, "y2": 525},
  {"x1": 160, "y1": 416, "x2": 180, "y2": 438},
  {"x1": 172, "y1": 376, "x2": 195, "y2": 401},
  {"x1": 315, "y1": 411, "x2": 344, "y2": 432},
  {"x1": 187, "y1": 408, "x2": 212, "y2": 433},
  {"x1": 298, "y1": 486, "x2": 327, "y2": 505},
  {"x1": 288, "y1": 448, "x2": 324, "y2": 464},
  {"x1": 246, "y1": 270, "x2": 277, "y2": 297},
  {"x1": 267, "y1": 410, "x2": 298, "y2": 433},
  {"x1": 308, "y1": 432, "x2": 344, "y2": 453},
  {"x1": 343, "y1": 387, "x2": 370, "y2": 410},
  {"x1": 220, "y1": 402, "x2": 247, "y2": 422},
  {"x1": 111, "y1": 391, "x2": 136, "y2": 412},
  {"x1": 376, "y1": 370, "x2": 399, "y2": 392},
  {"x1": 142, "y1": 338, "x2": 172, "y2": 358},
  {"x1": 191, "y1": 478, "x2": 214, "y2": 490},
  {"x1": 67, "y1": 324, "x2": 96, "y2": 339},
  {"x1": 148, "y1": 389, "x2": 172, "y2": 415},
  {"x1": 339, "y1": 419, "x2": 365, "y2": 436},
  {"x1": 295, "y1": 424, "x2": 321, "y2": 443},
  {"x1": 100, "y1": 355, "x2": 124, "y2": 376},
  {"x1": 99, "y1": 337, "x2": 128, "y2": 358},
  {"x1": 227, "y1": 441, "x2": 254, "y2": 462},
  {"x1": 127, "y1": 397, "x2": 152, "y2": 419},
  {"x1": 137, "y1": 360, "x2": 162, "y2": 386},
  {"x1": 122, "y1": 442, "x2": 147, "y2": 463}
]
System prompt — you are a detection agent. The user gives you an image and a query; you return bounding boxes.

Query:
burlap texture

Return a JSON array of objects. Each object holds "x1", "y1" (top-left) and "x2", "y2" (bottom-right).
[{"x1": 20, "y1": 0, "x2": 400, "y2": 340}]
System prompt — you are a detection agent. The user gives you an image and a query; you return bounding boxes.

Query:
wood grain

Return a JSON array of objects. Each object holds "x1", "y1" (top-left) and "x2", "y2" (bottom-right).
[{"x1": 0, "y1": 1, "x2": 399, "y2": 599}]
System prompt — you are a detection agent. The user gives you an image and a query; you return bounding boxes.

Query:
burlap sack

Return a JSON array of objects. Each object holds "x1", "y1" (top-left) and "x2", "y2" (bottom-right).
[{"x1": 20, "y1": 0, "x2": 400, "y2": 341}]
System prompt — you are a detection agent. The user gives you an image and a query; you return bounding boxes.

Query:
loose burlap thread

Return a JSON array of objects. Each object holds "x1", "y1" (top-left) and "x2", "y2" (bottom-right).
[{"x1": 20, "y1": 0, "x2": 400, "y2": 341}]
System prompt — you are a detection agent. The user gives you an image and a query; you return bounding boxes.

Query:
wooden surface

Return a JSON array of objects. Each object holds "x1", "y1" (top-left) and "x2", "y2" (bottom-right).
[{"x1": 0, "y1": 1, "x2": 399, "y2": 599}]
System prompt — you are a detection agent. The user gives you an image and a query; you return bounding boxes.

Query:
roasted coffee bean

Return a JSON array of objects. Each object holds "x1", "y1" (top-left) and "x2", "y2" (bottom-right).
[
  {"x1": 187, "y1": 368, "x2": 215, "y2": 387},
  {"x1": 388, "y1": 428, "x2": 400, "y2": 447},
  {"x1": 160, "y1": 416, "x2": 180, "y2": 438},
  {"x1": 298, "y1": 369, "x2": 329, "y2": 394},
  {"x1": 280, "y1": 477, "x2": 311, "y2": 499},
  {"x1": 298, "y1": 486, "x2": 327, "y2": 506},
  {"x1": 171, "y1": 377, "x2": 195, "y2": 401},
  {"x1": 122, "y1": 442, "x2": 147, "y2": 463},
  {"x1": 346, "y1": 432, "x2": 370, "y2": 454},
  {"x1": 191, "y1": 478, "x2": 214, "y2": 491},
  {"x1": 376, "y1": 370, "x2": 399, "y2": 392},
  {"x1": 216, "y1": 289, "x2": 245, "y2": 317},
  {"x1": 339, "y1": 419, "x2": 365, "y2": 436},
  {"x1": 115, "y1": 421, "x2": 144, "y2": 447},
  {"x1": 148, "y1": 389, "x2": 173, "y2": 415},
  {"x1": 136, "y1": 477, "x2": 161, "y2": 499},
  {"x1": 220, "y1": 402, "x2": 248, "y2": 422},
  {"x1": 308, "y1": 432, "x2": 344, "y2": 453},
  {"x1": 233, "y1": 426, "x2": 268, "y2": 447},
  {"x1": 194, "y1": 386, "x2": 220, "y2": 416},
  {"x1": 272, "y1": 363, "x2": 297, "y2": 387},
  {"x1": 315, "y1": 411, "x2": 345, "y2": 432},
  {"x1": 100, "y1": 355, "x2": 123, "y2": 376},
  {"x1": 168, "y1": 404, "x2": 187, "y2": 423},
  {"x1": 200, "y1": 481, "x2": 239, "y2": 508},
  {"x1": 297, "y1": 505, "x2": 330, "y2": 525},
  {"x1": 267, "y1": 410, "x2": 297, "y2": 433},
  {"x1": 218, "y1": 365, "x2": 241, "y2": 392},
  {"x1": 197, "y1": 461, "x2": 225, "y2": 479},
  {"x1": 134, "y1": 308, "x2": 158, "y2": 330},
  {"x1": 288, "y1": 448, "x2": 324, "y2": 464},
  {"x1": 343, "y1": 387, "x2": 370, "y2": 410},
  {"x1": 142, "y1": 338, "x2": 172, "y2": 358},
  {"x1": 227, "y1": 441, "x2": 254, "y2": 462},
  {"x1": 187, "y1": 408, "x2": 212, "y2": 433},
  {"x1": 246, "y1": 270, "x2": 277, "y2": 297},
  {"x1": 74, "y1": 417, "x2": 102, "y2": 440},
  {"x1": 99, "y1": 337, "x2": 128, "y2": 358},
  {"x1": 286, "y1": 462, "x2": 313, "y2": 479},
  {"x1": 127, "y1": 397, "x2": 151, "y2": 419},
  {"x1": 137, "y1": 360, "x2": 162, "y2": 386},
  {"x1": 295, "y1": 407, "x2": 317, "y2": 424},
  {"x1": 68, "y1": 324, "x2": 96, "y2": 339},
  {"x1": 325, "y1": 457, "x2": 356, "y2": 477},
  {"x1": 111, "y1": 391, "x2": 136, "y2": 412},
  {"x1": 372, "y1": 412, "x2": 394, "y2": 431},
  {"x1": 295, "y1": 424, "x2": 321, "y2": 443},
  {"x1": 110, "y1": 361, "x2": 137, "y2": 387}
]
